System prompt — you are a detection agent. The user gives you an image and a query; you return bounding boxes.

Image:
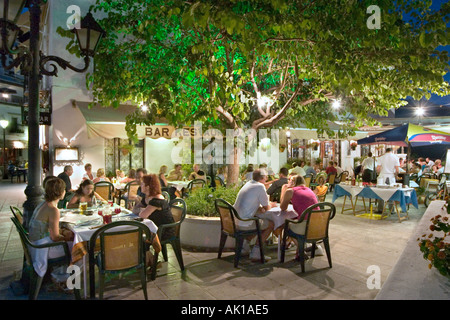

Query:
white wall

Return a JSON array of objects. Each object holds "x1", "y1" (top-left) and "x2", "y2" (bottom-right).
[{"x1": 51, "y1": 103, "x2": 104, "y2": 187}]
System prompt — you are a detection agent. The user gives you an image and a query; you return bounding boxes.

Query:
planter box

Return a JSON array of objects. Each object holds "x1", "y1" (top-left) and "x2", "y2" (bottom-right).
[{"x1": 180, "y1": 214, "x2": 235, "y2": 252}]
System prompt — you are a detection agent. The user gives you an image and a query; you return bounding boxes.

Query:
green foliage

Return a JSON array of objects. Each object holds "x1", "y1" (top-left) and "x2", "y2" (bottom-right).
[
  {"x1": 67, "y1": 0, "x2": 450, "y2": 143},
  {"x1": 184, "y1": 185, "x2": 242, "y2": 217}
]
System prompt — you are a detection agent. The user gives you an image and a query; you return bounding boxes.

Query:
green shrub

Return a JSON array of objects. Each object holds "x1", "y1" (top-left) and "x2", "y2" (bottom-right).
[{"x1": 184, "y1": 185, "x2": 242, "y2": 217}]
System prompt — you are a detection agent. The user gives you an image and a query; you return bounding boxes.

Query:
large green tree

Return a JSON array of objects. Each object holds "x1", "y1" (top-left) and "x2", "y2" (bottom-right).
[{"x1": 69, "y1": 0, "x2": 450, "y2": 183}]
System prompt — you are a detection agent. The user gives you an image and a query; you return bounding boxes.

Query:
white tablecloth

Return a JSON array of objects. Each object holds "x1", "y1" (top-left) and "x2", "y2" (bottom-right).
[
  {"x1": 376, "y1": 200, "x2": 450, "y2": 300},
  {"x1": 260, "y1": 204, "x2": 299, "y2": 229},
  {"x1": 167, "y1": 180, "x2": 190, "y2": 191}
]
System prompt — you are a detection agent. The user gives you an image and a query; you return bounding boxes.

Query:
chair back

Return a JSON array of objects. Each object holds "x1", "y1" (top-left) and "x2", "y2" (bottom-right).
[
  {"x1": 214, "y1": 176, "x2": 225, "y2": 187},
  {"x1": 162, "y1": 191, "x2": 170, "y2": 202},
  {"x1": 10, "y1": 216, "x2": 32, "y2": 266},
  {"x1": 125, "y1": 180, "x2": 140, "y2": 198},
  {"x1": 94, "y1": 181, "x2": 115, "y2": 201},
  {"x1": 188, "y1": 179, "x2": 206, "y2": 192},
  {"x1": 299, "y1": 202, "x2": 336, "y2": 241},
  {"x1": 169, "y1": 198, "x2": 187, "y2": 237},
  {"x1": 89, "y1": 221, "x2": 153, "y2": 272},
  {"x1": 328, "y1": 173, "x2": 336, "y2": 184},
  {"x1": 339, "y1": 171, "x2": 349, "y2": 183},
  {"x1": 215, "y1": 198, "x2": 237, "y2": 235},
  {"x1": 304, "y1": 175, "x2": 312, "y2": 188},
  {"x1": 10, "y1": 206, "x2": 24, "y2": 226}
]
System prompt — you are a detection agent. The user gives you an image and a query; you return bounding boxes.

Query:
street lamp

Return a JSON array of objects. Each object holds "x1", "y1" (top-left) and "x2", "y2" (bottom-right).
[
  {"x1": 0, "y1": 0, "x2": 105, "y2": 230},
  {"x1": 0, "y1": 119, "x2": 8, "y2": 179}
]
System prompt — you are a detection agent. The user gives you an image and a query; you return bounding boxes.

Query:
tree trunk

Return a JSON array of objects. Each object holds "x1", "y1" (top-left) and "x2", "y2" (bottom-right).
[{"x1": 226, "y1": 145, "x2": 242, "y2": 186}]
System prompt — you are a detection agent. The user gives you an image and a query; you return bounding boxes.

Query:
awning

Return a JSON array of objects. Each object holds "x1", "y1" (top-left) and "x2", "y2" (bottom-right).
[{"x1": 77, "y1": 101, "x2": 169, "y2": 139}]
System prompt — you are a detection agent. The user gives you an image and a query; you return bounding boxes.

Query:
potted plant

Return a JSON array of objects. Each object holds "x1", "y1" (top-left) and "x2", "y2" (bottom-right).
[
  {"x1": 181, "y1": 185, "x2": 242, "y2": 251},
  {"x1": 119, "y1": 143, "x2": 134, "y2": 155},
  {"x1": 350, "y1": 141, "x2": 358, "y2": 151},
  {"x1": 417, "y1": 206, "x2": 449, "y2": 277},
  {"x1": 279, "y1": 143, "x2": 286, "y2": 152}
]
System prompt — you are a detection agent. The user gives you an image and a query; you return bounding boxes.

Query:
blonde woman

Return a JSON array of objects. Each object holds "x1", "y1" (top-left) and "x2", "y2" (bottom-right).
[
  {"x1": 159, "y1": 165, "x2": 168, "y2": 187},
  {"x1": 93, "y1": 168, "x2": 110, "y2": 183}
]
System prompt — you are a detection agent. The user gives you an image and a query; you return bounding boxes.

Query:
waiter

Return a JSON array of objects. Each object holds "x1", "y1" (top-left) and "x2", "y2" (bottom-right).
[
  {"x1": 377, "y1": 148, "x2": 400, "y2": 184},
  {"x1": 361, "y1": 152, "x2": 377, "y2": 183},
  {"x1": 376, "y1": 148, "x2": 400, "y2": 213}
]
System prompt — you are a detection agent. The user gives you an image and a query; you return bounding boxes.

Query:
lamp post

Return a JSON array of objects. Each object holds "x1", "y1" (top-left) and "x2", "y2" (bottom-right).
[
  {"x1": 0, "y1": 0, "x2": 105, "y2": 231},
  {"x1": 0, "y1": 119, "x2": 8, "y2": 179}
]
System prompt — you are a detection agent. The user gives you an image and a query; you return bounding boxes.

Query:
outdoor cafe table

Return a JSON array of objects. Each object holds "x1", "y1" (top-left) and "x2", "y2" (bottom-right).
[
  {"x1": 256, "y1": 204, "x2": 298, "y2": 261},
  {"x1": 60, "y1": 205, "x2": 159, "y2": 298},
  {"x1": 332, "y1": 184, "x2": 419, "y2": 222},
  {"x1": 167, "y1": 180, "x2": 191, "y2": 191}
]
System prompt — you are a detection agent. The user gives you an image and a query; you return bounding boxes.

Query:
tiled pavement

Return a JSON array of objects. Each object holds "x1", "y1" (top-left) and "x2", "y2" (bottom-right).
[{"x1": 0, "y1": 180, "x2": 426, "y2": 300}]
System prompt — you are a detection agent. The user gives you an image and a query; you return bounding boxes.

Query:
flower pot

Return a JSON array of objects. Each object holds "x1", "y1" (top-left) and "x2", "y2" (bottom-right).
[{"x1": 180, "y1": 215, "x2": 235, "y2": 251}]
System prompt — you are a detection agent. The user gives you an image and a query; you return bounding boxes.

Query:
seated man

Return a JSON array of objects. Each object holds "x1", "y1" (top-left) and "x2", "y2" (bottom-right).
[
  {"x1": 167, "y1": 164, "x2": 183, "y2": 181},
  {"x1": 234, "y1": 169, "x2": 276, "y2": 261},
  {"x1": 266, "y1": 167, "x2": 289, "y2": 202}
]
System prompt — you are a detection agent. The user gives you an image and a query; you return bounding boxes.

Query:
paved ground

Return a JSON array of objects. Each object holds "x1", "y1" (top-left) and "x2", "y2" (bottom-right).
[{"x1": 0, "y1": 180, "x2": 426, "y2": 300}]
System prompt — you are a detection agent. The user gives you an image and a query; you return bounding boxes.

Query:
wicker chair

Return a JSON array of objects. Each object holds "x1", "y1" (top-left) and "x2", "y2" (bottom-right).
[{"x1": 281, "y1": 202, "x2": 336, "y2": 273}]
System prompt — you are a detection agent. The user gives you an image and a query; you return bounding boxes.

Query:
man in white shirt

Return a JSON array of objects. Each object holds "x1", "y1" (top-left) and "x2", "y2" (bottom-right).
[
  {"x1": 234, "y1": 169, "x2": 275, "y2": 261},
  {"x1": 289, "y1": 162, "x2": 306, "y2": 177},
  {"x1": 376, "y1": 148, "x2": 400, "y2": 213},
  {"x1": 377, "y1": 148, "x2": 400, "y2": 184}
]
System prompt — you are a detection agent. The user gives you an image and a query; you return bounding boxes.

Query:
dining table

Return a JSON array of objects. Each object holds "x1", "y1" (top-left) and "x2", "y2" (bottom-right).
[
  {"x1": 167, "y1": 180, "x2": 191, "y2": 191},
  {"x1": 60, "y1": 204, "x2": 159, "y2": 298},
  {"x1": 256, "y1": 204, "x2": 298, "y2": 261},
  {"x1": 332, "y1": 183, "x2": 419, "y2": 222}
]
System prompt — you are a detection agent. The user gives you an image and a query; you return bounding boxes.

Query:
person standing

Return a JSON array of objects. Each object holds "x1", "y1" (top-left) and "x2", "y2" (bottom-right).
[
  {"x1": 376, "y1": 148, "x2": 400, "y2": 213},
  {"x1": 377, "y1": 148, "x2": 400, "y2": 185},
  {"x1": 361, "y1": 153, "x2": 377, "y2": 184}
]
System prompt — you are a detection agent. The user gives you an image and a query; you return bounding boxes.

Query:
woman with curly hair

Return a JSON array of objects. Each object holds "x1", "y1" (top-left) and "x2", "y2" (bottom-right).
[{"x1": 132, "y1": 173, "x2": 175, "y2": 241}]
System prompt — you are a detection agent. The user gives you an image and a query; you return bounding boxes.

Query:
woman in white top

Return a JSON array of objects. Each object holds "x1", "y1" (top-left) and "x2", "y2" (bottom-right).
[
  {"x1": 82, "y1": 163, "x2": 96, "y2": 181},
  {"x1": 93, "y1": 168, "x2": 110, "y2": 183}
]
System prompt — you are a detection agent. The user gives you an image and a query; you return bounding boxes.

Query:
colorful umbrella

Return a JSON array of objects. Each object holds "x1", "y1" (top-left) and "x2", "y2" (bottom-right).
[{"x1": 357, "y1": 123, "x2": 450, "y2": 147}]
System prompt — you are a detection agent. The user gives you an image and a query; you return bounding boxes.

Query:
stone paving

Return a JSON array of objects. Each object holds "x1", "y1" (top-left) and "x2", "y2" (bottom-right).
[{"x1": 0, "y1": 180, "x2": 426, "y2": 300}]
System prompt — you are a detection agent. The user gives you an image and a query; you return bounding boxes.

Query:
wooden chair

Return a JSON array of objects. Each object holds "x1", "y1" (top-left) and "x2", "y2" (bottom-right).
[
  {"x1": 304, "y1": 174, "x2": 313, "y2": 188},
  {"x1": 280, "y1": 202, "x2": 336, "y2": 273},
  {"x1": 117, "y1": 180, "x2": 140, "y2": 208},
  {"x1": 214, "y1": 176, "x2": 225, "y2": 188},
  {"x1": 215, "y1": 198, "x2": 265, "y2": 268},
  {"x1": 10, "y1": 206, "x2": 24, "y2": 226},
  {"x1": 94, "y1": 181, "x2": 115, "y2": 201},
  {"x1": 151, "y1": 198, "x2": 187, "y2": 280},
  {"x1": 337, "y1": 171, "x2": 349, "y2": 184},
  {"x1": 10, "y1": 216, "x2": 79, "y2": 300},
  {"x1": 327, "y1": 173, "x2": 337, "y2": 192},
  {"x1": 88, "y1": 220, "x2": 154, "y2": 300},
  {"x1": 186, "y1": 179, "x2": 206, "y2": 194}
]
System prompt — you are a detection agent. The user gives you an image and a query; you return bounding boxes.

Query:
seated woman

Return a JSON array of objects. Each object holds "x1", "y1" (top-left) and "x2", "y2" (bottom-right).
[
  {"x1": 28, "y1": 177, "x2": 74, "y2": 257},
  {"x1": 159, "y1": 165, "x2": 168, "y2": 187},
  {"x1": 313, "y1": 176, "x2": 328, "y2": 201},
  {"x1": 132, "y1": 173, "x2": 175, "y2": 241},
  {"x1": 280, "y1": 175, "x2": 320, "y2": 258},
  {"x1": 93, "y1": 168, "x2": 110, "y2": 183},
  {"x1": 120, "y1": 168, "x2": 136, "y2": 184},
  {"x1": 82, "y1": 163, "x2": 95, "y2": 181},
  {"x1": 67, "y1": 179, "x2": 107, "y2": 208}
]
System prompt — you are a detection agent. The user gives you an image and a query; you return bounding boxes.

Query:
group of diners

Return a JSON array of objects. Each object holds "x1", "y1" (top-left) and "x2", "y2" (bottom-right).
[{"x1": 233, "y1": 168, "x2": 325, "y2": 262}]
